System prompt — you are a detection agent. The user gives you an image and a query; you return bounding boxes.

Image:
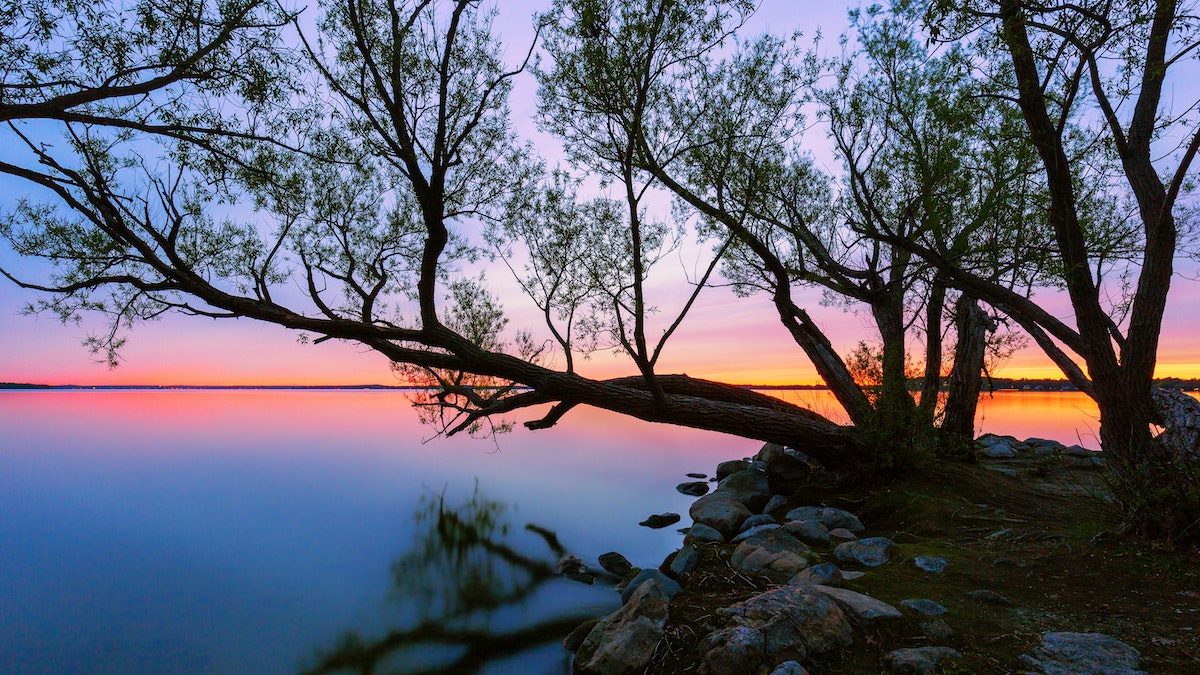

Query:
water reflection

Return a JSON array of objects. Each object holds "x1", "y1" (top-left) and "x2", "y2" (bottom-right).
[{"x1": 303, "y1": 486, "x2": 609, "y2": 675}]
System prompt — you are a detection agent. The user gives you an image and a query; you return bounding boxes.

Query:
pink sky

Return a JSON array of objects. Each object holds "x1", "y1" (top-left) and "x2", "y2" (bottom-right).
[{"x1": 0, "y1": 1, "x2": 1197, "y2": 386}]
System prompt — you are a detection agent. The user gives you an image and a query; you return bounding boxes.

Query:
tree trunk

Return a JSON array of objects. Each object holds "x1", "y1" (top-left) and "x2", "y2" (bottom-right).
[
  {"x1": 918, "y1": 279, "x2": 947, "y2": 426},
  {"x1": 940, "y1": 295, "x2": 991, "y2": 456}
]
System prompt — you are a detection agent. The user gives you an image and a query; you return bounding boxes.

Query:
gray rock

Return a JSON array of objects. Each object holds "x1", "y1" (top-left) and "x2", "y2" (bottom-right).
[
  {"x1": 832, "y1": 537, "x2": 895, "y2": 568},
  {"x1": 684, "y1": 522, "x2": 726, "y2": 544},
  {"x1": 690, "y1": 491, "x2": 751, "y2": 538},
  {"x1": 639, "y1": 512, "x2": 681, "y2": 529},
  {"x1": 785, "y1": 506, "x2": 865, "y2": 533},
  {"x1": 756, "y1": 443, "x2": 787, "y2": 463},
  {"x1": 763, "y1": 494, "x2": 789, "y2": 515},
  {"x1": 913, "y1": 555, "x2": 947, "y2": 573},
  {"x1": 575, "y1": 579, "x2": 670, "y2": 674},
  {"x1": 598, "y1": 552, "x2": 634, "y2": 577},
  {"x1": 920, "y1": 619, "x2": 953, "y2": 638},
  {"x1": 789, "y1": 563, "x2": 845, "y2": 587},
  {"x1": 749, "y1": 460, "x2": 768, "y2": 472},
  {"x1": 841, "y1": 570, "x2": 866, "y2": 581},
  {"x1": 563, "y1": 617, "x2": 600, "y2": 652},
  {"x1": 669, "y1": 545, "x2": 699, "y2": 577},
  {"x1": 677, "y1": 481, "x2": 710, "y2": 496},
  {"x1": 977, "y1": 433, "x2": 1019, "y2": 448},
  {"x1": 718, "y1": 585, "x2": 853, "y2": 660},
  {"x1": 732, "y1": 529, "x2": 815, "y2": 583},
  {"x1": 769, "y1": 662, "x2": 810, "y2": 675},
  {"x1": 813, "y1": 585, "x2": 902, "y2": 624},
  {"x1": 619, "y1": 569, "x2": 681, "y2": 604},
  {"x1": 716, "y1": 459, "x2": 751, "y2": 480},
  {"x1": 882, "y1": 646, "x2": 962, "y2": 674},
  {"x1": 1020, "y1": 632, "x2": 1144, "y2": 675},
  {"x1": 1062, "y1": 444, "x2": 1093, "y2": 457},
  {"x1": 783, "y1": 519, "x2": 831, "y2": 545},
  {"x1": 900, "y1": 598, "x2": 947, "y2": 616},
  {"x1": 732, "y1": 523, "x2": 782, "y2": 542},
  {"x1": 766, "y1": 454, "x2": 812, "y2": 493},
  {"x1": 741, "y1": 513, "x2": 778, "y2": 530},
  {"x1": 697, "y1": 626, "x2": 766, "y2": 675},
  {"x1": 980, "y1": 442, "x2": 1018, "y2": 458},
  {"x1": 828, "y1": 527, "x2": 857, "y2": 540},
  {"x1": 965, "y1": 589, "x2": 1014, "y2": 606},
  {"x1": 687, "y1": 472, "x2": 708, "y2": 479},
  {"x1": 718, "y1": 468, "x2": 772, "y2": 512},
  {"x1": 1064, "y1": 455, "x2": 1105, "y2": 469}
]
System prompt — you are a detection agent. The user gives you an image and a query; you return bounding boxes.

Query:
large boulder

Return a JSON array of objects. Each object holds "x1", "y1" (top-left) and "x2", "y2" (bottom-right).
[
  {"x1": 813, "y1": 585, "x2": 902, "y2": 625},
  {"x1": 732, "y1": 529, "x2": 815, "y2": 583},
  {"x1": 717, "y1": 585, "x2": 854, "y2": 661},
  {"x1": 765, "y1": 454, "x2": 812, "y2": 494},
  {"x1": 717, "y1": 468, "x2": 772, "y2": 512},
  {"x1": 573, "y1": 579, "x2": 671, "y2": 674},
  {"x1": 832, "y1": 537, "x2": 895, "y2": 568},
  {"x1": 690, "y1": 491, "x2": 752, "y2": 539},
  {"x1": 697, "y1": 626, "x2": 766, "y2": 675},
  {"x1": 1019, "y1": 632, "x2": 1144, "y2": 675},
  {"x1": 619, "y1": 569, "x2": 681, "y2": 604},
  {"x1": 716, "y1": 459, "x2": 751, "y2": 480},
  {"x1": 785, "y1": 506, "x2": 865, "y2": 533}
]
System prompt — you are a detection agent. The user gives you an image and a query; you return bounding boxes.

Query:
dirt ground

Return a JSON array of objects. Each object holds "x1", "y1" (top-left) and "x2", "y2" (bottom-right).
[{"x1": 646, "y1": 458, "x2": 1200, "y2": 674}]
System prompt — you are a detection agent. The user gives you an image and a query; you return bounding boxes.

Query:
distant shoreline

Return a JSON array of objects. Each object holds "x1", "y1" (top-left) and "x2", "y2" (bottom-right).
[{"x1": 5, "y1": 378, "x2": 1198, "y2": 392}]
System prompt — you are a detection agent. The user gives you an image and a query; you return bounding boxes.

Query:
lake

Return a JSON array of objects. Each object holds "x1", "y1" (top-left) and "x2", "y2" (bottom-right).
[{"x1": 0, "y1": 389, "x2": 1106, "y2": 674}]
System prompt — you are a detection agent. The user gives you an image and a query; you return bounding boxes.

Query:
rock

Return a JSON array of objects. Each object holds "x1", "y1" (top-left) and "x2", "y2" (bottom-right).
[
  {"x1": 598, "y1": 552, "x2": 634, "y2": 578},
  {"x1": 813, "y1": 585, "x2": 902, "y2": 624},
  {"x1": 687, "y1": 472, "x2": 708, "y2": 479},
  {"x1": 564, "y1": 617, "x2": 600, "y2": 652},
  {"x1": 833, "y1": 537, "x2": 895, "y2": 568},
  {"x1": 789, "y1": 563, "x2": 845, "y2": 587},
  {"x1": 1062, "y1": 444, "x2": 1093, "y2": 457},
  {"x1": 913, "y1": 555, "x2": 947, "y2": 573},
  {"x1": 763, "y1": 494, "x2": 789, "y2": 515},
  {"x1": 901, "y1": 599, "x2": 947, "y2": 616},
  {"x1": 732, "y1": 523, "x2": 782, "y2": 542},
  {"x1": 741, "y1": 513, "x2": 778, "y2": 530},
  {"x1": 785, "y1": 506, "x2": 865, "y2": 533},
  {"x1": 677, "y1": 481, "x2": 710, "y2": 496},
  {"x1": 783, "y1": 519, "x2": 831, "y2": 545},
  {"x1": 575, "y1": 579, "x2": 670, "y2": 674},
  {"x1": 717, "y1": 468, "x2": 772, "y2": 512},
  {"x1": 639, "y1": 512, "x2": 681, "y2": 529},
  {"x1": 619, "y1": 569, "x2": 681, "y2": 604},
  {"x1": 756, "y1": 442, "x2": 787, "y2": 463},
  {"x1": 1063, "y1": 455, "x2": 1105, "y2": 469},
  {"x1": 920, "y1": 619, "x2": 954, "y2": 638},
  {"x1": 965, "y1": 589, "x2": 1014, "y2": 606},
  {"x1": 690, "y1": 491, "x2": 752, "y2": 538},
  {"x1": 769, "y1": 661, "x2": 810, "y2": 675},
  {"x1": 979, "y1": 442, "x2": 1018, "y2": 458},
  {"x1": 841, "y1": 570, "x2": 866, "y2": 581},
  {"x1": 828, "y1": 527, "x2": 857, "y2": 540},
  {"x1": 977, "y1": 433, "x2": 1019, "y2": 448},
  {"x1": 882, "y1": 646, "x2": 962, "y2": 674},
  {"x1": 716, "y1": 459, "x2": 751, "y2": 480},
  {"x1": 684, "y1": 522, "x2": 726, "y2": 544},
  {"x1": 766, "y1": 454, "x2": 812, "y2": 493},
  {"x1": 669, "y1": 545, "x2": 699, "y2": 577},
  {"x1": 718, "y1": 586, "x2": 853, "y2": 661},
  {"x1": 1019, "y1": 632, "x2": 1144, "y2": 675},
  {"x1": 697, "y1": 626, "x2": 766, "y2": 675},
  {"x1": 732, "y1": 529, "x2": 815, "y2": 583}
]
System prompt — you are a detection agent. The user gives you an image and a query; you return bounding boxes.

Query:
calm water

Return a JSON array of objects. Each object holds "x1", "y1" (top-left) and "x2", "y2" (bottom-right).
[{"x1": 1, "y1": 390, "x2": 1106, "y2": 674}]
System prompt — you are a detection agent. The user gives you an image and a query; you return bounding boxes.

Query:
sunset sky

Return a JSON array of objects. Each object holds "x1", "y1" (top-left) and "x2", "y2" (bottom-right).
[{"x1": 1, "y1": 1, "x2": 1197, "y2": 386}]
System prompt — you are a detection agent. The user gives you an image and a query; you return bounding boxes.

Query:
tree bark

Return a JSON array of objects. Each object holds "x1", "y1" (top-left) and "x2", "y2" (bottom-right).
[{"x1": 941, "y1": 295, "x2": 991, "y2": 451}]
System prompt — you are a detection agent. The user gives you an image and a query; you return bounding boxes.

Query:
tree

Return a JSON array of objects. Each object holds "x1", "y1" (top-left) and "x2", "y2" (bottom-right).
[
  {"x1": 912, "y1": 0, "x2": 1200, "y2": 539},
  {"x1": 0, "y1": 0, "x2": 863, "y2": 466}
]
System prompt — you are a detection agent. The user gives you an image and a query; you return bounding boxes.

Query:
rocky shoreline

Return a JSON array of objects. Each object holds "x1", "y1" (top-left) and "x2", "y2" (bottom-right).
[{"x1": 560, "y1": 438, "x2": 1148, "y2": 674}]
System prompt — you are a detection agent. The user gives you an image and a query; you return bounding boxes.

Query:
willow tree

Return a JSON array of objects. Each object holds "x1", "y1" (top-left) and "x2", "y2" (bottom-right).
[
  {"x1": 0, "y1": 0, "x2": 861, "y2": 465},
  {"x1": 907, "y1": 0, "x2": 1200, "y2": 539}
]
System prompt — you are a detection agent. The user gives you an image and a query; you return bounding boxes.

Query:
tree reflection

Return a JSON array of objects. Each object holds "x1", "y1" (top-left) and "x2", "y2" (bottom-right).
[{"x1": 302, "y1": 485, "x2": 606, "y2": 675}]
